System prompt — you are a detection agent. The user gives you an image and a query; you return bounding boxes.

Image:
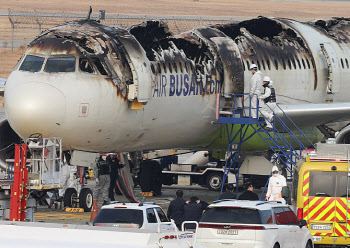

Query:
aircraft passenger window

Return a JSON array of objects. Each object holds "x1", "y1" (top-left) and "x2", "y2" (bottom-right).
[
  {"x1": 242, "y1": 60, "x2": 245, "y2": 71},
  {"x1": 184, "y1": 62, "x2": 189, "y2": 73},
  {"x1": 282, "y1": 60, "x2": 286, "y2": 70},
  {"x1": 256, "y1": 60, "x2": 261, "y2": 69},
  {"x1": 346, "y1": 59, "x2": 349, "y2": 69},
  {"x1": 251, "y1": 60, "x2": 255, "y2": 66},
  {"x1": 301, "y1": 59, "x2": 306, "y2": 69},
  {"x1": 162, "y1": 63, "x2": 167, "y2": 73},
  {"x1": 45, "y1": 57, "x2": 76, "y2": 73},
  {"x1": 172, "y1": 63, "x2": 177, "y2": 73},
  {"x1": 291, "y1": 58, "x2": 296, "y2": 69},
  {"x1": 79, "y1": 58, "x2": 95, "y2": 74},
  {"x1": 296, "y1": 59, "x2": 301, "y2": 69},
  {"x1": 287, "y1": 59, "x2": 292, "y2": 69},
  {"x1": 150, "y1": 64, "x2": 156, "y2": 74},
  {"x1": 178, "y1": 62, "x2": 183, "y2": 73},
  {"x1": 266, "y1": 59, "x2": 271, "y2": 70},
  {"x1": 246, "y1": 61, "x2": 250, "y2": 69},
  {"x1": 341, "y1": 59, "x2": 344, "y2": 69},
  {"x1": 91, "y1": 57, "x2": 108, "y2": 75},
  {"x1": 306, "y1": 59, "x2": 311, "y2": 69},
  {"x1": 274, "y1": 59, "x2": 278, "y2": 70},
  {"x1": 19, "y1": 55, "x2": 45, "y2": 72},
  {"x1": 168, "y1": 63, "x2": 173, "y2": 73},
  {"x1": 261, "y1": 60, "x2": 266, "y2": 70},
  {"x1": 311, "y1": 59, "x2": 315, "y2": 68},
  {"x1": 157, "y1": 63, "x2": 162, "y2": 74}
]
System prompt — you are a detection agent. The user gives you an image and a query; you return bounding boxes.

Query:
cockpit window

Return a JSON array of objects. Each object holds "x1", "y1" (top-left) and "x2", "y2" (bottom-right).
[
  {"x1": 44, "y1": 57, "x2": 76, "y2": 73},
  {"x1": 19, "y1": 55, "x2": 45, "y2": 72},
  {"x1": 79, "y1": 58, "x2": 95, "y2": 74},
  {"x1": 91, "y1": 57, "x2": 108, "y2": 75}
]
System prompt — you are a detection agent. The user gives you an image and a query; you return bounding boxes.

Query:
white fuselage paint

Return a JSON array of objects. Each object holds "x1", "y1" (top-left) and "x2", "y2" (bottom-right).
[{"x1": 5, "y1": 19, "x2": 350, "y2": 153}]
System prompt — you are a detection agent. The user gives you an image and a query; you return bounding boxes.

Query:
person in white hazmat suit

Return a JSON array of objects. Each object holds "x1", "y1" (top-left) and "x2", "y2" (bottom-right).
[
  {"x1": 249, "y1": 64, "x2": 262, "y2": 118},
  {"x1": 259, "y1": 76, "x2": 277, "y2": 131},
  {"x1": 265, "y1": 165, "x2": 287, "y2": 204}
]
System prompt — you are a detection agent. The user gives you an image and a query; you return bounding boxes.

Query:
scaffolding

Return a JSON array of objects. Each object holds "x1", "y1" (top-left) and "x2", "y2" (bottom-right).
[{"x1": 213, "y1": 93, "x2": 315, "y2": 198}]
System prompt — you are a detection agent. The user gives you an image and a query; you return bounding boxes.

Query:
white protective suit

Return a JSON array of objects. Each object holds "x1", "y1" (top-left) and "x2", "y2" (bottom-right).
[
  {"x1": 260, "y1": 81, "x2": 276, "y2": 128},
  {"x1": 249, "y1": 71, "x2": 262, "y2": 118},
  {"x1": 266, "y1": 171, "x2": 287, "y2": 204}
]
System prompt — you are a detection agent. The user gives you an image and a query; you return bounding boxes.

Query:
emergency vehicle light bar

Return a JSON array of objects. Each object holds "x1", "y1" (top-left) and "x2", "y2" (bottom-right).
[{"x1": 309, "y1": 157, "x2": 350, "y2": 163}]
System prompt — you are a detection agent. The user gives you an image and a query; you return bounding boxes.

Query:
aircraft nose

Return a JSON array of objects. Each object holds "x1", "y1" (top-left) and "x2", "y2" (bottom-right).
[{"x1": 5, "y1": 82, "x2": 65, "y2": 138}]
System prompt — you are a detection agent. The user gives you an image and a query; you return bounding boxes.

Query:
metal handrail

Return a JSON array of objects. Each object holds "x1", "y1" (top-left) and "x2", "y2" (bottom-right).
[
  {"x1": 181, "y1": 221, "x2": 199, "y2": 248},
  {"x1": 261, "y1": 102, "x2": 315, "y2": 150}
]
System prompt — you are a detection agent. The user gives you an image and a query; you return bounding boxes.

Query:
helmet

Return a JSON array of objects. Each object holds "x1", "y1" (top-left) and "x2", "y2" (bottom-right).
[
  {"x1": 263, "y1": 76, "x2": 271, "y2": 82},
  {"x1": 249, "y1": 64, "x2": 258, "y2": 70},
  {"x1": 272, "y1": 165, "x2": 279, "y2": 173}
]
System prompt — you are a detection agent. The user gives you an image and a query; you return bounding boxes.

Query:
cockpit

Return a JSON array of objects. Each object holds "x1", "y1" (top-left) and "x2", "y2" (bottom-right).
[{"x1": 17, "y1": 54, "x2": 110, "y2": 75}]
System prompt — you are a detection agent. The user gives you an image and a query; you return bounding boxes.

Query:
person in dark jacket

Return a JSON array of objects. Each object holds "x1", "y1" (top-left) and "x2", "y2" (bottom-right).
[
  {"x1": 219, "y1": 184, "x2": 236, "y2": 200},
  {"x1": 167, "y1": 190, "x2": 186, "y2": 229},
  {"x1": 184, "y1": 196, "x2": 208, "y2": 230},
  {"x1": 93, "y1": 156, "x2": 111, "y2": 205},
  {"x1": 238, "y1": 183, "x2": 259, "y2": 200},
  {"x1": 106, "y1": 153, "x2": 123, "y2": 201}
]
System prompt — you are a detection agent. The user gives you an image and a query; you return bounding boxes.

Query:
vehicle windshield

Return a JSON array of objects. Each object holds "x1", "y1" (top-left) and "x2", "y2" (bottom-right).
[
  {"x1": 93, "y1": 209, "x2": 143, "y2": 227},
  {"x1": 44, "y1": 57, "x2": 76, "y2": 73},
  {"x1": 200, "y1": 207, "x2": 262, "y2": 224},
  {"x1": 19, "y1": 55, "x2": 45, "y2": 72},
  {"x1": 309, "y1": 171, "x2": 348, "y2": 197}
]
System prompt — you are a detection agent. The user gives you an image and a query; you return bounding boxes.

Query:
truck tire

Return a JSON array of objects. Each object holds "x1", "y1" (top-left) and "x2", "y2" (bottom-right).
[
  {"x1": 79, "y1": 188, "x2": 93, "y2": 212},
  {"x1": 63, "y1": 188, "x2": 77, "y2": 208},
  {"x1": 206, "y1": 173, "x2": 223, "y2": 191}
]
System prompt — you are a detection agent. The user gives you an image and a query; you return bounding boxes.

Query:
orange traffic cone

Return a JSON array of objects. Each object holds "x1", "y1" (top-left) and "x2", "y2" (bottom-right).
[{"x1": 90, "y1": 200, "x2": 99, "y2": 222}]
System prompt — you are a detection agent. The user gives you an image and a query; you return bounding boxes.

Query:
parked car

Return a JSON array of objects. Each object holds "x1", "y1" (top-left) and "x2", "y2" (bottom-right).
[
  {"x1": 93, "y1": 202, "x2": 175, "y2": 231},
  {"x1": 196, "y1": 200, "x2": 313, "y2": 248}
]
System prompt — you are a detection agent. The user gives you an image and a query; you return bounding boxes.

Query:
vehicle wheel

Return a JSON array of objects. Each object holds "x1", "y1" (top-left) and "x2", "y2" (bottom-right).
[
  {"x1": 305, "y1": 240, "x2": 312, "y2": 248},
  {"x1": 63, "y1": 188, "x2": 78, "y2": 208},
  {"x1": 206, "y1": 173, "x2": 223, "y2": 191},
  {"x1": 79, "y1": 188, "x2": 93, "y2": 212},
  {"x1": 273, "y1": 243, "x2": 280, "y2": 248}
]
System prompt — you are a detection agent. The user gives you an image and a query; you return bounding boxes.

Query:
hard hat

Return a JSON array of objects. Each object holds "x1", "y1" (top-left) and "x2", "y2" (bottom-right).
[
  {"x1": 272, "y1": 165, "x2": 279, "y2": 172},
  {"x1": 263, "y1": 76, "x2": 271, "y2": 82},
  {"x1": 249, "y1": 64, "x2": 258, "y2": 70}
]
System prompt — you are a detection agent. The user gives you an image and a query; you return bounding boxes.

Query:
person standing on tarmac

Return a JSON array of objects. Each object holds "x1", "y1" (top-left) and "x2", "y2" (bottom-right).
[
  {"x1": 106, "y1": 153, "x2": 123, "y2": 201},
  {"x1": 238, "y1": 183, "x2": 259, "y2": 200},
  {"x1": 167, "y1": 190, "x2": 186, "y2": 230},
  {"x1": 265, "y1": 165, "x2": 287, "y2": 204},
  {"x1": 249, "y1": 64, "x2": 262, "y2": 118},
  {"x1": 184, "y1": 196, "x2": 209, "y2": 230},
  {"x1": 219, "y1": 184, "x2": 236, "y2": 199},
  {"x1": 93, "y1": 155, "x2": 111, "y2": 206},
  {"x1": 259, "y1": 76, "x2": 277, "y2": 131}
]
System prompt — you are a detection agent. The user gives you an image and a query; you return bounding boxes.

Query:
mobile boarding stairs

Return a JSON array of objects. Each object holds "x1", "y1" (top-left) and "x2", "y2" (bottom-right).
[{"x1": 213, "y1": 93, "x2": 315, "y2": 198}]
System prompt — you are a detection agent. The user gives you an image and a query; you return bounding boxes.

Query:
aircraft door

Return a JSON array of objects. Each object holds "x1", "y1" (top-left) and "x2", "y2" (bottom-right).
[
  {"x1": 320, "y1": 42, "x2": 341, "y2": 94},
  {"x1": 210, "y1": 37, "x2": 244, "y2": 94},
  {"x1": 116, "y1": 34, "x2": 154, "y2": 103}
]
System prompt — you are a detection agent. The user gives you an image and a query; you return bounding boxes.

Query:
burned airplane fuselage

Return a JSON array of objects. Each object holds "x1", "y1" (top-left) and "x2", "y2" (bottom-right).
[{"x1": 5, "y1": 17, "x2": 350, "y2": 152}]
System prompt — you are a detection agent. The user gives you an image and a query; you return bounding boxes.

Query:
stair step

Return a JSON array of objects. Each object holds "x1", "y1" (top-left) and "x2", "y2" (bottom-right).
[
  {"x1": 270, "y1": 146, "x2": 288, "y2": 149},
  {"x1": 263, "y1": 138, "x2": 282, "y2": 141}
]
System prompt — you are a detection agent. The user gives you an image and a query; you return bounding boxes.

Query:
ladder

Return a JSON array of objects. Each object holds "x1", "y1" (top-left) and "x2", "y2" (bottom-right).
[
  {"x1": 214, "y1": 93, "x2": 315, "y2": 196},
  {"x1": 9, "y1": 144, "x2": 28, "y2": 221}
]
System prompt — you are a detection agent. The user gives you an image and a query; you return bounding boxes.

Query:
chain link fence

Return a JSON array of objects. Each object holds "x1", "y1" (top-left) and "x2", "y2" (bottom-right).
[{"x1": 3, "y1": 9, "x2": 241, "y2": 50}]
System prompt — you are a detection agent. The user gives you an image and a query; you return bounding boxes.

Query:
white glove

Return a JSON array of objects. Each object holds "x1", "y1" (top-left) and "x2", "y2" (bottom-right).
[{"x1": 96, "y1": 178, "x2": 99, "y2": 184}]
